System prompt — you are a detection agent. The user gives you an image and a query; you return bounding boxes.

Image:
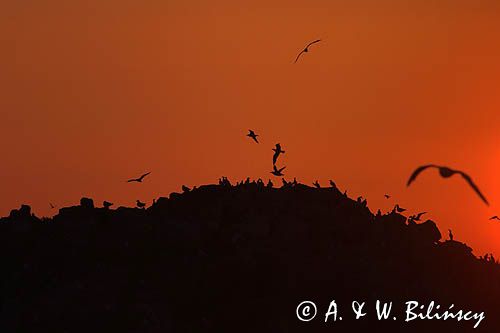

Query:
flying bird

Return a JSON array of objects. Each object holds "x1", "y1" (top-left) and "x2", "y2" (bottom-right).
[
  {"x1": 271, "y1": 165, "x2": 286, "y2": 176},
  {"x1": 490, "y1": 216, "x2": 500, "y2": 221},
  {"x1": 407, "y1": 165, "x2": 488, "y2": 205},
  {"x1": 272, "y1": 143, "x2": 285, "y2": 165},
  {"x1": 247, "y1": 130, "x2": 259, "y2": 143},
  {"x1": 294, "y1": 39, "x2": 322, "y2": 63},
  {"x1": 384, "y1": 194, "x2": 391, "y2": 199},
  {"x1": 127, "y1": 172, "x2": 151, "y2": 183},
  {"x1": 136, "y1": 200, "x2": 146, "y2": 209}
]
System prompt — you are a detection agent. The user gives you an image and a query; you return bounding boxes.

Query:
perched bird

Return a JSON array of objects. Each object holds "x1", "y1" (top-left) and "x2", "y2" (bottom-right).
[
  {"x1": 384, "y1": 194, "x2": 391, "y2": 199},
  {"x1": 313, "y1": 180, "x2": 321, "y2": 188},
  {"x1": 414, "y1": 212, "x2": 427, "y2": 221},
  {"x1": 294, "y1": 39, "x2": 322, "y2": 63},
  {"x1": 271, "y1": 165, "x2": 286, "y2": 176},
  {"x1": 267, "y1": 179, "x2": 274, "y2": 188},
  {"x1": 182, "y1": 185, "x2": 191, "y2": 193},
  {"x1": 490, "y1": 216, "x2": 500, "y2": 221},
  {"x1": 448, "y1": 229, "x2": 454, "y2": 241},
  {"x1": 329, "y1": 180, "x2": 337, "y2": 188},
  {"x1": 136, "y1": 200, "x2": 146, "y2": 209},
  {"x1": 103, "y1": 201, "x2": 113, "y2": 209},
  {"x1": 127, "y1": 172, "x2": 151, "y2": 183},
  {"x1": 247, "y1": 130, "x2": 259, "y2": 143},
  {"x1": 394, "y1": 204, "x2": 406, "y2": 213},
  {"x1": 272, "y1": 143, "x2": 285, "y2": 165},
  {"x1": 292, "y1": 177, "x2": 298, "y2": 186},
  {"x1": 407, "y1": 165, "x2": 488, "y2": 205},
  {"x1": 282, "y1": 178, "x2": 289, "y2": 187}
]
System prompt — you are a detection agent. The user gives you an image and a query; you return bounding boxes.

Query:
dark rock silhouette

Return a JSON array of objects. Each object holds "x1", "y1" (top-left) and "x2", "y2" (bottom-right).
[{"x1": 1, "y1": 181, "x2": 499, "y2": 333}]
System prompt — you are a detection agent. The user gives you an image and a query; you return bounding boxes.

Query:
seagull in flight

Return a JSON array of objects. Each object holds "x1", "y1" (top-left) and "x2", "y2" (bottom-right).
[
  {"x1": 407, "y1": 165, "x2": 488, "y2": 205},
  {"x1": 247, "y1": 130, "x2": 259, "y2": 143},
  {"x1": 272, "y1": 143, "x2": 285, "y2": 165},
  {"x1": 294, "y1": 39, "x2": 322, "y2": 63},
  {"x1": 490, "y1": 216, "x2": 500, "y2": 221},
  {"x1": 127, "y1": 172, "x2": 151, "y2": 183},
  {"x1": 271, "y1": 165, "x2": 286, "y2": 176},
  {"x1": 384, "y1": 194, "x2": 391, "y2": 199}
]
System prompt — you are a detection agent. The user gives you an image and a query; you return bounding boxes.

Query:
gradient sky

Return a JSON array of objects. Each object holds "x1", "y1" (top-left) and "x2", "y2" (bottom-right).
[{"x1": 1, "y1": 0, "x2": 499, "y2": 256}]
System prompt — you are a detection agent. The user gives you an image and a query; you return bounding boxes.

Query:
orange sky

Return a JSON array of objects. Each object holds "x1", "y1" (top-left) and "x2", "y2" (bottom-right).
[{"x1": 1, "y1": 0, "x2": 499, "y2": 256}]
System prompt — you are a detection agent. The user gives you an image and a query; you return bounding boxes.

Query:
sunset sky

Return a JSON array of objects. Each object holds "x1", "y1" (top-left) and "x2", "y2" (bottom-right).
[{"x1": 1, "y1": 0, "x2": 499, "y2": 255}]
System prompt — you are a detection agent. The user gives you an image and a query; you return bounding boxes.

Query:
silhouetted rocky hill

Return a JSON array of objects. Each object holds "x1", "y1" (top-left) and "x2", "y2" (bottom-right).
[{"x1": 1, "y1": 181, "x2": 499, "y2": 332}]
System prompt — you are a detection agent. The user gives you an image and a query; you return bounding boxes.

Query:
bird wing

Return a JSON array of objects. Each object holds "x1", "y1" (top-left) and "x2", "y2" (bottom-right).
[
  {"x1": 306, "y1": 39, "x2": 321, "y2": 48},
  {"x1": 278, "y1": 166, "x2": 287, "y2": 172},
  {"x1": 416, "y1": 212, "x2": 427, "y2": 219},
  {"x1": 139, "y1": 172, "x2": 151, "y2": 180},
  {"x1": 458, "y1": 172, "x2": 489, "y2": 205},
  {"x1": 127, "y1": 178, "x2": 137, "y2": 182},
  {"x1": 406, "y1": 165, "x2": 438, "y2": 186},
  {"x1": 294, "y1": 50, "x2": 305, "y2": 63}
]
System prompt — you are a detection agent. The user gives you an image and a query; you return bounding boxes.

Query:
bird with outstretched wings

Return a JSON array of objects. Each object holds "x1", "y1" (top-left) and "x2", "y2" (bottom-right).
[{"x1": 294, "y1": 39, "x2": 322, "y2": 63}]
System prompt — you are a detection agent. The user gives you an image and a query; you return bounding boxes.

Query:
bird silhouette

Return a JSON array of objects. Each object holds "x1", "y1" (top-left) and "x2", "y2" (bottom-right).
[
  {"x1": 272, "y1": 143, "x2": 285, "y2": 165},
  {"x1": 329, "y1": 180, "x2": 336, "y2": 187},
  {"x1": 247, "y1": 130, "x2": 259, "y2": 143},
  {"x1": 394, "y1": 204, "x2": 406, "y2": 213},
  {"x1": 384, "y1": 194, "x2": 391, "y2": 199},
  {"x1": 414, "y1": 212, "x2": 427, "y2": 221},
  {"x1": 49, "y1": 203, "x2": 56, "y2": 209},
  {"x1": 103, "y1": 201, "x2": 113, "y2": 209},
  {"x1": 448, "y1": 229, "x2": 454, "y2": 241},
  {"x1": 294, "y1": 39, "x2": 321, "y2": 63},
  {"x1": 136, "y1": 200, "x2": 146, "y2": 209},
  {"x1": 407, "y1": 165, "x2": 488, "y2": 205},
  {"x1": 313, "y1": 180, "x2": 320, "y2": 188},
  {"x1": 282, "y1": 178, "x2": 289, "y2": 187},
  {"x1": 127, "y1": 172, "x2": 151, "y2": 183},
  {"x1": 271, "y1": 165, "x2": 286, "y2": 176},
  {"x1": 182, "y1": 185, "x2": 191, "y2": 193},
  {"x1": 490, "y1": 216, "x2": 500, "y2": 221}
]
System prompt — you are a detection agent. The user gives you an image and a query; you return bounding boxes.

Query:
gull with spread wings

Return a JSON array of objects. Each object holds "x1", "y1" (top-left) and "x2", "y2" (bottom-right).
[
  {"x1": 127, "y1": 172, "x2": 151, "y2": 183},
  {"x1": 407, "y1": 165, "x2": 488, "y2": 205},
  {"x1": 294, "y1": 39, "x2": 321, "y2": 63},
  {"x1": 247, "y1": 130, "x2": 259, "y2": 143}
]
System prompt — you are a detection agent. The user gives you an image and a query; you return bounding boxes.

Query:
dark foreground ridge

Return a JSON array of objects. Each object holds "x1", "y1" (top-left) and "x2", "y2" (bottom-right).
[{"x1": 1, "y1": 181, "x2": 499, "y2": 332}]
